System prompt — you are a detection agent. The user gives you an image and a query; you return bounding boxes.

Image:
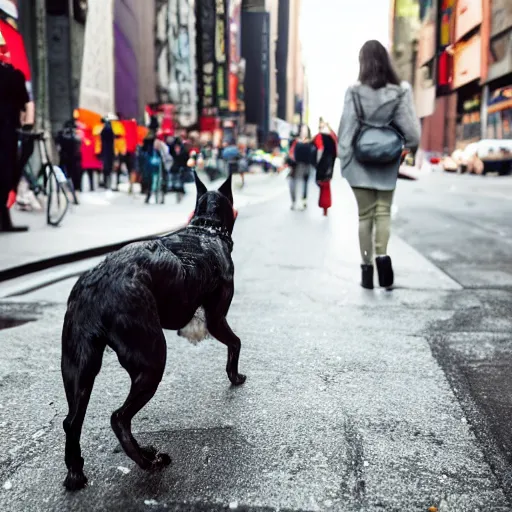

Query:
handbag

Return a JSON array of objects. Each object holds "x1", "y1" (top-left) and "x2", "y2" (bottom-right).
[{"x1": 351, "y1": 90, "x2": 405, "y2": 166}]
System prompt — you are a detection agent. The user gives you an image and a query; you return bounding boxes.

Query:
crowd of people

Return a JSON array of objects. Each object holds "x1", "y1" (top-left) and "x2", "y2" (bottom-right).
[{"x1": 2, "y1": 36, "x2": 421, "y2": 292}]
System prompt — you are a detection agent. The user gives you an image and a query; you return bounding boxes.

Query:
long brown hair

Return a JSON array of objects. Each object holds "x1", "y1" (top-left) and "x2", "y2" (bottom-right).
[{"x1": 358, "y1": 40, "x2": 401, "y2": 90}]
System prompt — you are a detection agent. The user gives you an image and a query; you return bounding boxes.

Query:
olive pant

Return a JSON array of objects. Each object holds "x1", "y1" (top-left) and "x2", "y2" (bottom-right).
[{"x1": 352, "y1": 187, "x2": 395, "y2": 264}]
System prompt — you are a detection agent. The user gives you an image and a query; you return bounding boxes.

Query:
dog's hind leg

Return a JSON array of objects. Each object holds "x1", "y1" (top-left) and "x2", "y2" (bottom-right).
[
  {"x1": 110, "y1": 327, "x2": 171, "y2": 470},
  {"x1": 204, "y1": 290, "x2": 246, "y2": 386},
  {"x1": 62, "y1": 329, "x2": 105, "y2": 491}
]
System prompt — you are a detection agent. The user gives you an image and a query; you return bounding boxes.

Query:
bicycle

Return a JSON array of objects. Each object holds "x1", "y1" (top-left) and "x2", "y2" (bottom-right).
[{"x1": 19, "y1": 130, "x2": 78, "y2": 227}]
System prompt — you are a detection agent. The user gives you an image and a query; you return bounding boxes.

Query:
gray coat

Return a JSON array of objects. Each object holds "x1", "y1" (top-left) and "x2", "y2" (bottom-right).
[{"x1": 337, "y1": 82, "x2": 421, "y2": 191}]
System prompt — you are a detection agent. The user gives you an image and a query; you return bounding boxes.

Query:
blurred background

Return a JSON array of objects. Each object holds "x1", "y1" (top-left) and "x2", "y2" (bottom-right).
[{"x1": 1, "y1": 1, "x2": 511, "y2": 175}]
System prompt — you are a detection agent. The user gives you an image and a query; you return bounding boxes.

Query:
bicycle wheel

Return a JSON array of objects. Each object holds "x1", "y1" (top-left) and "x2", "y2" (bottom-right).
[{"x1": 45, "y1": 165, "x2": 70, "y2": 226}]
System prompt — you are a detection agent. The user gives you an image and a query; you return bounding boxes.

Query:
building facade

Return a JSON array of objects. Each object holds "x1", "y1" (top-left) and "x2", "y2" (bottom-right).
[{"x1": 391, "y1": 0, "x2": 512, "y2": 155}]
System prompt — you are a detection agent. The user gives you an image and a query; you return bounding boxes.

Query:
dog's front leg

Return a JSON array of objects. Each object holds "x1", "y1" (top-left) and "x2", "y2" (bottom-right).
[{"x1": 206, "y1": 316, "x2": 246, "y2": 386}]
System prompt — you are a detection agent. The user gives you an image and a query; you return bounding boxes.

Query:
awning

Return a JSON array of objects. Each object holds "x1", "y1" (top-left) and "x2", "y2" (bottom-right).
[
  {"x1": 0, "y1": 19, "x2": 30, "y2": 80},
  {"x1": 488, "y1": 86, "x2": 512, "y2": 114}
]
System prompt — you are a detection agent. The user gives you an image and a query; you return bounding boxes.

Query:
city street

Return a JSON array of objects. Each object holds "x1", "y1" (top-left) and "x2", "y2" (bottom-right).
[{"x1": 1, "y1": 171, "x2": 512, "y2": 511}]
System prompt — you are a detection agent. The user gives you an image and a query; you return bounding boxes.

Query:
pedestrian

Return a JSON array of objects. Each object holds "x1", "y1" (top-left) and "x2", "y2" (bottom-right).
[
  {"x1": 337, "y1": 39, "x2": 420, "y2": 290},
  {"x1": 56, "y1": 119, "x2": 82, "y2": 192},
  {"x1": 0, "y1": 39, "x2": 30, "y2": 232},
  {"x1": 168, "y1": 137, "x2": 188, "y2": 200},
  {"x1": 222, "y1": 138, "x2": 243, "y2": 187},
  {"x1": 120, "y1": 117, "x2": 138, "y2": 194},
  {"x1": 100, "y1": 120, "x2": 116, "y2": 190},
  {"x1": 288, "y1": 125, "x2": 315, "y2": 210},
  {"x1": 313, "y1": 119, "x2": 338, "y2": 216}
]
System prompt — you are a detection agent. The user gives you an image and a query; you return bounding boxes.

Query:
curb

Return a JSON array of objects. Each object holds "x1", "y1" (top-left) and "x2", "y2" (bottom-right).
[
  {"x1": 0, "y1": 224, "x2": 186, "y2": 284},
  {"x1": 0, "y1": 172, "x2": 287, "y2": 285}
]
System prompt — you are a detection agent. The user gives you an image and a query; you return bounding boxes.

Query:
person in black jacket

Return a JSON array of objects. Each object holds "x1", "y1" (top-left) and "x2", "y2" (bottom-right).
[
  {"x1": 0, "y1": 53, "x2": 30, "y2": 232},
  {"x1": 56, "y1": 119, "x2": 82, "y2": 191},
  {"x1": 168, "y1": 137, "x2": 187, "y2": 196},
  {"x1": 100, "y1": 120, "x2": 116, "y2": 190}
]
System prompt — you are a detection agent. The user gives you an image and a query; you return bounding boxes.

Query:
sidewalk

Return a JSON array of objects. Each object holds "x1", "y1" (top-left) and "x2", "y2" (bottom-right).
[
  {"x1": 0, "y1": 178, "x2": 507, "y2": 511},
  {"x1": 0, "y1": 171, "x2": 285, "y2": 278}
]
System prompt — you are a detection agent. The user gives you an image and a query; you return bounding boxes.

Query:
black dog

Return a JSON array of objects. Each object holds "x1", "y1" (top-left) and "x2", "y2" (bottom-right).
[{"x1": 61, "y1": 173, "x2": 245, "y2": 491}]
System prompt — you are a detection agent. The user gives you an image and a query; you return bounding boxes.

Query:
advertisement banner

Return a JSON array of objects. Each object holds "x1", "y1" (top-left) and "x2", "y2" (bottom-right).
[
  {"x1": 454, "y1": 0, "x2": 482, "y2": 43},
  {"x1": 168, "y1": 0, "x2": 197, "y2": 127},
  {"x1": 79, "y1": 0, "x2": 115, "y2": 115},
  {"x1": 215, "y1": 0, "x2": 228, "y2": 111},
  {"x1": 228, "y1": 0, "x2": 241, "y2": 112},
  {"x1": 241, "y1": 11, "x2": 269, "y2": 135},
  {"x1": 417, "y1": 0, "x2": 437, "y2": 66},
  {"x1": 0, "y1": 0, "x2": 31, "y2": 83},
  {"x1": 114, "y1": 0, "x2": 139, "y2": 120},
  {"x1": 452, "y1": 34, "x2": 481, "y2": 89},
  {"x1": 197, "y1": 0, "x2": 217, "y2": 117}
]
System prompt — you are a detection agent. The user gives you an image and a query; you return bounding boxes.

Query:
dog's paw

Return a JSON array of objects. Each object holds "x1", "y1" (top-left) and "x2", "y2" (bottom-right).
[
  {"x1": 229, "y1": 373, "x2": 247, "y2": 386},
  {"x1": 63, "y1": 470, "x2": 88, "y2": 491},
  {"x1": 140, "y1": 446, "x2": 172, "y2": 470}
]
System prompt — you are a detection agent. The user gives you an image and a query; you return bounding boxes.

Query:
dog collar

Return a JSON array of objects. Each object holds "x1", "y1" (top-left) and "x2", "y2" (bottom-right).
[{"x1": 188, "y1": 221, "x2": 234, "y2": 252}]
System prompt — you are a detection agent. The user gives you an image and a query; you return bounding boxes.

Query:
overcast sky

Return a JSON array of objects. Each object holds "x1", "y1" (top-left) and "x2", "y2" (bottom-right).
[{"x1": 300, "y1": 0, "x2": 391, "y2": 131}]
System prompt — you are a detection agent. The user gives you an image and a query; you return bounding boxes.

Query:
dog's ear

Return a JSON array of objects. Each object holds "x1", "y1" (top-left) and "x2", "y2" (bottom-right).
[
  {"x1": 218, "y1": 173, "x2": 233, "y2": 204},
  {"x1": 194, "y1": 171, "x2": 207, "y2": 200}
]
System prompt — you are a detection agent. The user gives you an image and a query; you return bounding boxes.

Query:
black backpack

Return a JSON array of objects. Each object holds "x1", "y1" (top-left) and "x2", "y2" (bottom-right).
[
  {"x1": 351, "y1": 91, "x2": 405, "y2": 166},
  {"x1": 294, "y1": 141, "x2": 316, "y2": 165}
]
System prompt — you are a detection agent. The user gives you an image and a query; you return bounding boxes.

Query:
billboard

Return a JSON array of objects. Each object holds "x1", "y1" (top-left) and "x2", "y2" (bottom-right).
[
  {"x1": 454, "y1": 0, "x2": 482, "y2": 42},
  {"x1": 417, "y1": 0, "x2": 437, "y2": 66},
  {"x1": 197, "y1": 0, "x2": 217, "y2": 117},
  {"x1": 215, "y1": 0, "x2": 228, "y2": 111},
  {"x1": 79, "y1": 0, "x2": 115, "y2": 115},
  {"x1": 242, "y1": 11, "x2": 269, "y2": 136},
  {"x1": 168, "y1": 0, "x2": 197, "y2": 127},
  {"x1": 0, "y1": 0, "x2": 31, "y2": 82},
  {"x1": 228, "y1": 0, "x2": 241, "y2": 112},
  {"x1": 114, "y1": 0, "x2": 139, "y2": 119}
]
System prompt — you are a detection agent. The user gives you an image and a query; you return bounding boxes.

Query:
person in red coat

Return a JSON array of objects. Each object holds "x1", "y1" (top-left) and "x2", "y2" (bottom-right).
[{"x1": 313, "y1": 119, "x2": 338, "y2": 216}]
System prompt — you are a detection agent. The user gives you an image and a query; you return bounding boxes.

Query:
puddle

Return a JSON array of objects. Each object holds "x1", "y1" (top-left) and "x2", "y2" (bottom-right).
[{"x1": 0, "y1": 317, "x2": 36, "y2": 331}]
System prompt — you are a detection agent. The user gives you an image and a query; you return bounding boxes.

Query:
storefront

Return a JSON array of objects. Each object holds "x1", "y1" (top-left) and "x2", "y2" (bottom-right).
[{"x1": 487, "y1": 85, "x2": 512, "y2": 139}]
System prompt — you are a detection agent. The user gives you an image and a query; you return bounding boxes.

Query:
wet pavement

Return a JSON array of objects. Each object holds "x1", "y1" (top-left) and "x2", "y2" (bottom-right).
[
  {"x1": 0, "y1": 174, "x2": 511, "y2": 511},
  {"x1": 394, "y1": 172, "x2": 512, "y2": 500}
]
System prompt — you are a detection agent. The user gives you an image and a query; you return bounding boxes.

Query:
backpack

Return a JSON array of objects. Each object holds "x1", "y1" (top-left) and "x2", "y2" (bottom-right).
[
  {"x1": 351, "y1": 90, "x2": 405, "y2": 166},
  {"x1": 294, "y1": 141, "x2": 316, "y2": 164}
]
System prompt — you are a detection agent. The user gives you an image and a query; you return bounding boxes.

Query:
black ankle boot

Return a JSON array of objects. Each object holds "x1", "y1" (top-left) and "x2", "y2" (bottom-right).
[
  {"x1": 361, "y1": 264, "x2": 374, "y2": 289},
  {"x1": 376, "y1": 256, "x2": 394, "y2": 289},
  {"x1": 0, "y1": 206, "x2": 28, "y2": 233}
]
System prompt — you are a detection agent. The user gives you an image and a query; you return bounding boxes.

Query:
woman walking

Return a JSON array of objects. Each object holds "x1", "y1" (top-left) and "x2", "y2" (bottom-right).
[
  {"x1": 288, "y1": 125, "x2": 315, "y2": 210},
  {"x1": 337, "y1": 40, "x2": 420, "y2": 290}
]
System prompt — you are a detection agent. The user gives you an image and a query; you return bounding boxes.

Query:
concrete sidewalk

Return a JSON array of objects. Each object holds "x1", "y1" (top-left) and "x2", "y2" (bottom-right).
[
  {"x1": 0, "y1": 177, "x2": 508, "y2": 511},
  {"x1": 0, "y1": 171, "x2": 285, "y2": 278}
]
